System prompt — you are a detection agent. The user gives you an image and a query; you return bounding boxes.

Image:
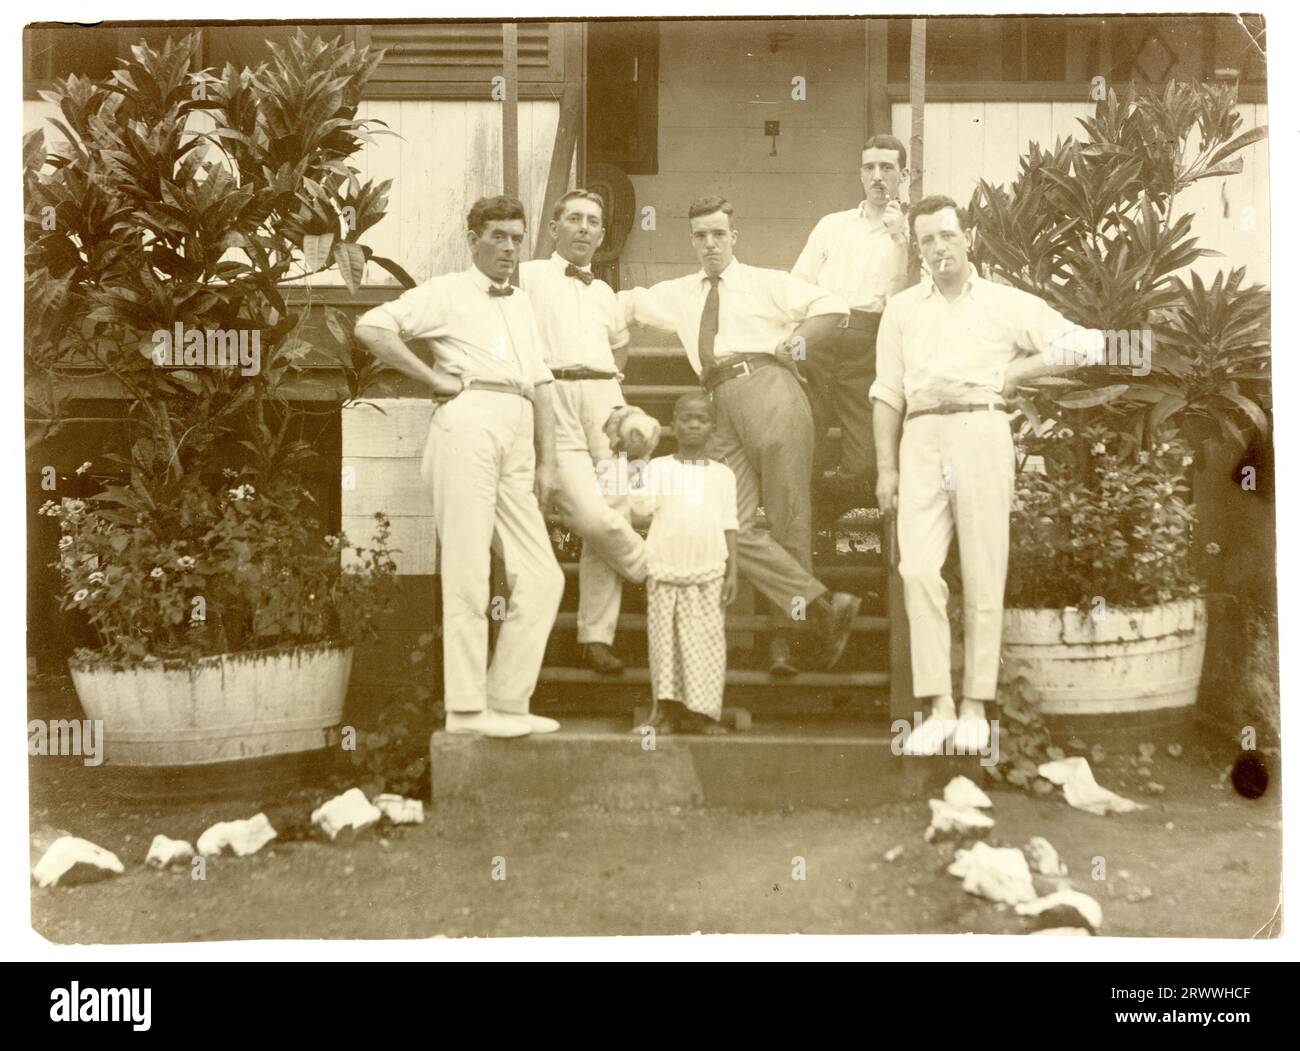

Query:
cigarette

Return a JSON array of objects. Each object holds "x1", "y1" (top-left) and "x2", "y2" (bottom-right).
[{"x1": 939, "y1": 259, "x2": 949, "y2": 273}]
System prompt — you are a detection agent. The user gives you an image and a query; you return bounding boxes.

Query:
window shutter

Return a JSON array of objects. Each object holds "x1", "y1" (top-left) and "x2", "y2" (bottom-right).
[{"x1": 356, "y1": 22, "x2": 565, "y2": 98}]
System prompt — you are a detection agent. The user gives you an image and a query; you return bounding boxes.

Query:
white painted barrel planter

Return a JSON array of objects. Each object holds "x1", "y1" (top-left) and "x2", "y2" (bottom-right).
[
  {"x1": 999, "y1": 598, "x2": 1207, "y2": 718},
  {"x1": 69, "y1": 641, "x2": 353, "y2": 767}
]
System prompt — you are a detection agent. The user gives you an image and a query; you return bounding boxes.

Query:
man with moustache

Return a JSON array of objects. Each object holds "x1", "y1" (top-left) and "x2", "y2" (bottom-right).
[
  {"x1": 355, "y1": 195, "x2": 565, "y2": 739},
  {"x1": 793, "y1": 135, "x2": 911, "y2": 521},
  {"x1": 618, "y1": 196, "x2": 861, "y2": 676},
  {"x1": 518, "y1": 189, "x2": 647, "y2": 675},
  {"x1": 873, "y1": 195, "x2": 1103, "y2": 755}
]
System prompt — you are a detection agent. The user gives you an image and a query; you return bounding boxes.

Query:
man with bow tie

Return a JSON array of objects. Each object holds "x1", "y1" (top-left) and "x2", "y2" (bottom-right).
[
  {"x1": 618, "y1": 196, "x2": 862, "y2": 676},
  {"x1": 518, "y1": 189, "x2": 647, "y2": 676},
  {"x1": 354, "y1": 195, "x2": 565, "y2": 739}
]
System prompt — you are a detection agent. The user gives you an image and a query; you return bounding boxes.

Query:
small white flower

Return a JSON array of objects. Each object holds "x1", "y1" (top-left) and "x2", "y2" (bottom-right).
[
  {"x1": 88, "y1": 571, "x2": 104, "y2": 584},
  {"x1": 222, "y1": 468, "x2": 239, "y2": 479},
  {"x1": 73, "y1": 589, "x2": 89, "y2": 602},
  {"x1": 1057, "y1": 427, "x2": 1074, "y2": 439},
  {"x1": 1206, "y1": 542, "x2": 1221, "y2": 555},
  {"x1": 58, "y1": 536, "x2": 73, "y2": 550},
  {"x1": 1137, "y1": 452, "x2": 1150, "y2": 465},
  {"x1": 150, "y1": 567, "x2": 164, "y2": 579},
  {"x1": 1181, "y1": 455, "x2": 1194, "y2": 467},
  {"x1": 1091, "y1": 442, "x2": 1106, "y2": 455},
  {"x1": 64, "y1": 499, "x2": 85, "y2": 514},
  {"x1": 1159, "y1": 442, "x2": 1170, "y2": 453},
  {"x1": 75, "y1": 461, "x2": 92, "y2": 476},
  {"x1": 227, "y1": 484, "x2": 257, "y2": 501},
  {"x1": 177, "y1": 555, "x2": 196, "y2": 570}
]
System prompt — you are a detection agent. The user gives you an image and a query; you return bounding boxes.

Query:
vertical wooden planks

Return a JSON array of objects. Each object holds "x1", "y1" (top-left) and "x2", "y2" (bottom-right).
[{"x1": 946, "y1": 101, "x2": 984, "y2": 202}]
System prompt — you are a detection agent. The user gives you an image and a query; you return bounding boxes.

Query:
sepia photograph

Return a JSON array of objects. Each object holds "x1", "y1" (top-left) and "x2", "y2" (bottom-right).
[{"x1": 19, "y1": 8, "x2": 1280, "y2": 950}]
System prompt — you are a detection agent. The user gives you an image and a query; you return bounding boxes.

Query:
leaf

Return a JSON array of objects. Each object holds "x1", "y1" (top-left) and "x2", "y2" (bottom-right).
[
  {"x1": 333, "y1": 241, "x2": 366, "y2": 294},
  {"x1": 302, "y1": 232, "x2": 335, "y2": 273},
  {"x1": 1053, "y1": 384, "x2": 1129, "y2": 410}
]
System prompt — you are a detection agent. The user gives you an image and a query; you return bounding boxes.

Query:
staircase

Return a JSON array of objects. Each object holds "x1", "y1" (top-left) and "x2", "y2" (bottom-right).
[{"x1": 530, "y1": 328, "x2": 910, "y2": 733}]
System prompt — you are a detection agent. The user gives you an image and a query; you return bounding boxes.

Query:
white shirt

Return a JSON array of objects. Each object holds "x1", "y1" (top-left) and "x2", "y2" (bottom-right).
[
  {"x1": 617, "y1": 258, "x2": 848, "y2": 375},
  {"x1": 629, "y1": 456, "x2": 739, "y2": 582},
  {"x1": 356, "y1": 267, "x2": 553, "y2": 391},
  {"x1": 871, "y1": 270, "x2": 1104, "y2": 414},
  {"x1": 792, "y1": 202, "x2": 910, "y2": 312},
  {"x1": 518, "y1": 253, "x2": 629, "y2": 372}
]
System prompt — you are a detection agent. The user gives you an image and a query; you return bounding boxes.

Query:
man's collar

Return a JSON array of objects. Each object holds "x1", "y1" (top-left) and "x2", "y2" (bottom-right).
[
  {"x1": 467, "y1": 266, "x2": 512, "y2": 293},
  {"x1": 551, "y1": 251, "x2": 591, "y2": 273},
  {"x1": 699, "y1": 257, "x2": 741, "y2": 283},
  {"x1": 856, "y1": 201, "x2": 889, "y2": 229},
  {"x1": 922, "y1": 265, "x2": 979, "y2": 300}
]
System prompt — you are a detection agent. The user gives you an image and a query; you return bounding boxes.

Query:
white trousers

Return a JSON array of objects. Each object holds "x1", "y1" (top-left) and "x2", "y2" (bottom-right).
[
  {"x1": 422, "y1": 391, "x2": 565, "y2": 713},
  {"x1": 552, "y1": 377, "x2": 647, "y2": 646},
  {"x1": 897, "y1": 410, "x2": 1014, "y2": 701}
]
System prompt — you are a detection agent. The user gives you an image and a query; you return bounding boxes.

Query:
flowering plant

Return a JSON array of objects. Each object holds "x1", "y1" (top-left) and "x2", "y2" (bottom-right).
[
  {"x1": 1006, "y1": 423, "x2": 1200, "y2": 610},
  {"x1": 44, "y1": 465, "x2": 397, "y2": 664}
]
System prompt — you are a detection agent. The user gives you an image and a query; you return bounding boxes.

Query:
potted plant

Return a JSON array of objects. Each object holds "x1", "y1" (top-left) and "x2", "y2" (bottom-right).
[
  {"x1": 967, "y1": 81, "x2": 1270, "y2": 726},
  {"x1": 24, "y1": 31, "x2": 401, "y2": 766}
]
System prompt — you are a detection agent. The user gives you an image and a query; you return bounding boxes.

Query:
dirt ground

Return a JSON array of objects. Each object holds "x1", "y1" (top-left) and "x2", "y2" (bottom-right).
[{"x1": 28, "y1": 728, "x2": 1281, "y2": 943}]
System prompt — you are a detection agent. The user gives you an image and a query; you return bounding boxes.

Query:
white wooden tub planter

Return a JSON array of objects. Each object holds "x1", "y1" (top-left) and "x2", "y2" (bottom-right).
[
  {"x1": 999, "y1": 598, "x2": 1207, "y2": 721},
  {"x1": 68, "y1": 640, "x2": 353, "y2": 767}
]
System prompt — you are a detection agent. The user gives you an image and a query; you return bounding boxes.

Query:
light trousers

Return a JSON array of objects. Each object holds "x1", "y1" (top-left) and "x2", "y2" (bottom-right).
[
  {"x1": 707, "y1": 364, "x2": 828, "y2": 618},
  {"x1": 552, "y1": 377, "x2": 647, "y2": 646},
  {"x1": 897, "y1": 410, "x2": 1014, "y2": 701},
  {"x1": 422, "y1": 390, "x2": 565, "y2": 713}
]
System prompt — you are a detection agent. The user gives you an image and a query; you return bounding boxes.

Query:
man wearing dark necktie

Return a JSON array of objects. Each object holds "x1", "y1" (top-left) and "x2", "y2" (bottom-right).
[
  {"x1": 519, "y1": 189, "x2": 647, "y2": 675},
  {"x1": 619, "y1": 196, "x2": 862, "y2": 674}
]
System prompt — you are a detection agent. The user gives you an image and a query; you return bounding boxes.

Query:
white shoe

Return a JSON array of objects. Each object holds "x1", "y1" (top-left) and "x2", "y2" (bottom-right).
[
  {"x1": 501, "y1": 712, "x2": 560, "y2": 734},
  {"x1": 901, "y1": 716, "x2": 953, "y2": 756},
  {"x1": 951, "y1": 718, "x2": 991, "y2": 755},
  {"x1": 445, "y1": 710, "x2": 531, "y2": 738}
]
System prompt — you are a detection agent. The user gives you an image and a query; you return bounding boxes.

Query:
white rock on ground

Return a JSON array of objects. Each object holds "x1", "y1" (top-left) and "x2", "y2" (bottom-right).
[
  {"x1": 943, "y1": 775, "x2": 992, "y2": 809},
  {"x1": 924, "y1": 799, "x2": 995, "y2": 842},
  {"x1": 1016, "y1": 889, "x2": 1104, "y2": 932},
  {"x1": 375, "y1": 794, "x2": 424, "y2": 825},
  {"x1": 947, "y1": 842, "x2": 1038, "y2": 905},
  {"x1": 311, "y1": 788, "x2": 383, "y2": 840},
  {"x1": 1023, "y1": 835, "x2": 1068, "y2": 877},
  {"x1": 197, "y1": 813, "x2": 277, "y2": 857},
  {"x1": 1037, "y1": 756, "x2": 1146, "y2": 815},
  {"x1": 32, "y1": 836, "x2": 124, "y2": 888},
  {"x1": 145, "y1": 835, "x2": 195, "y2": 869}
]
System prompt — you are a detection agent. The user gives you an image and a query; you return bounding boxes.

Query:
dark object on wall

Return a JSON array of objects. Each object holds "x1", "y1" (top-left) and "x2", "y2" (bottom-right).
[{"x1": 586, "y1": 163, "x2": 636, "y2": 291}]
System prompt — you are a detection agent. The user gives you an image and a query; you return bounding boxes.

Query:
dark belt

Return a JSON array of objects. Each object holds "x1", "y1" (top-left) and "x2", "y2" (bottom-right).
[
  {"x1": 843, "y1": 308, "x2": 882, "y2": 331},
  {"x1": 905, "y1": 401, "x2": 1006, "y2": 422},
  {"x1": 700, "y1": 353, "x2": 782, "y2": 393},
  {"x1": 550, "y1": 366, "x2": 619, "y2": 382}
]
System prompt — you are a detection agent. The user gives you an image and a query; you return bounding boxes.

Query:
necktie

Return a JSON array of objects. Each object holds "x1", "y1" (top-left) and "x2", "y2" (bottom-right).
[
  {"x1": 698, "y1": 275, "x2": 720, "y2": 374},
  {"x1": 565, "y1": 264, "x2": 594, "y2": 286},
  {"x1": 488, "y1": 284, "x2": 514, "y2": 297}
]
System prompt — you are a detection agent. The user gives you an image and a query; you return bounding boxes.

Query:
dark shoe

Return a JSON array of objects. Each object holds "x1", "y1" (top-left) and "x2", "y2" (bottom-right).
[
  {"x1": 768, "y1": 636, "x2": 799, "y2": 678},
  {"x1": 819, "y1": 592, "x2": 862, "y2": 670},
  {"x1": 584, "y1": 643, "x2": 624, "y2": 675}
]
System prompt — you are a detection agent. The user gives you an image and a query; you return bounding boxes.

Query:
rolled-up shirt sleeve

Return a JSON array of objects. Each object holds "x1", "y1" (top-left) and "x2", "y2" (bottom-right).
[
  {"x1": 618, "y1": 284, "x2": 680, "y2": 336},
  {"x1": 770, "y1": 270, "x2": 848, "y2": 322},
  {"x1": 1012, "y1": 290, "x2": 1105, "y2": 369},
  {"x1": 356, "y1": 283, "x2": 447, "y2": 342},
  {"x1": 869, "y1": 299, "x2": 906, "y2": 413}
]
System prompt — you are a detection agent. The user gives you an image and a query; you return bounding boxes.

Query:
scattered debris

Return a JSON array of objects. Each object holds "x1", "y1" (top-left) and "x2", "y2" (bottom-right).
[
  {"x1": 924, "y1": 799, "x2": 995, "y2": 843},
  {"x1": 942, "y1": 776, "x2": 992, "y2": 810},
  {"x1": 1023, "y1": 836, "x2": 1068, "y2": 877},
  {"x1": 375, "y1": 794, "x2": 424, "y2": 825},
  {"x1": 32, "y1": 836, "x2": 124, "y2": 888},
  {"x1": 197, "y1": 813, "x2": 277, "y2": 857},
  {"x1": 1089, "y1": 744, "x2": 1106, "y2": 765},
  {"x1": 1138, "y1": 742, "x2": 1156, "y2": 762},
  {"x1": 145, "y1": 836, "x2": 194, "y2": 869},
  {"x1": 1144, "y1": 781, "x2": 1166, "y2": 795},
  {"x1": 1016, "y1": 889, "x2": 1103, "y2": 933},
  {"x1": 1167, "y1": 743, "x2": 1183, "y2": 758},
  {"x1": 1037, "y1": 757, "x2": 1146, "y2": 815},
  {"x1": 947, "y1": 842, "x2": 1037, "y2": 905},
  {"x1": 311, "y1": 788, "x2": 382, "y2": 840},
  {"x1": 883, "y1": 845, "x2": 904, "y2": 863}
]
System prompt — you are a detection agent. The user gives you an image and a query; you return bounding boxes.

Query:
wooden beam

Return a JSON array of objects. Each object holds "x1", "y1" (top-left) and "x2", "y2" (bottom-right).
[
  {"x1": 907, "y1": 18, "x2": 926, "y2": 289},
  {"x1": 531, "y1": 64, "x2": 584, "y2": 260},
  {"x1": 502, "y1": 22, "x2": 519, "y2": 200},
  {"x1": 866, "y1": 18, "x2": 890, "y2": 137}
]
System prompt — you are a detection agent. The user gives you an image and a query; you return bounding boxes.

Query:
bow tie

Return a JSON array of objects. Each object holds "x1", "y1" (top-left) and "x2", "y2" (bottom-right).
[
  {"x1": 565, "y1": 264, "x2": 594, "y2": 286},
  {"x1": 487, "y1": 284, "x2": 514, "y2": 297}
]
